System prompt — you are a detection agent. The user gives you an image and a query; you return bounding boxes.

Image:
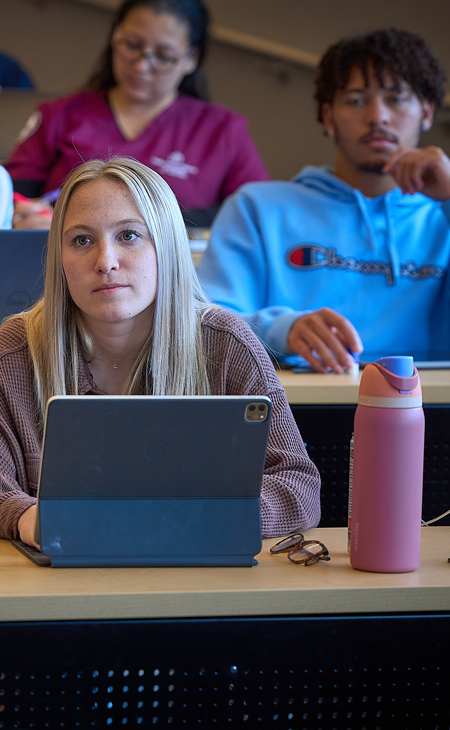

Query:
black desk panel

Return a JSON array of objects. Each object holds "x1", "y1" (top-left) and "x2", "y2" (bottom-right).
[
  {"x1": 291, "y1": 404, "x2": 450, "y2": 528},
  {"x1": 0, "y1": 614, "x2": 449, "y2": 729}
]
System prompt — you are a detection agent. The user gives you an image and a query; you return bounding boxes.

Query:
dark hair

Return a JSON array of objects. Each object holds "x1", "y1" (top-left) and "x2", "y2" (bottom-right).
[
  {"x1": 315, "y1": 28, "x2": 447, "y2": 123},
  {"x1": 86, "y1": 0, "x2": 210, "y2": 100}
]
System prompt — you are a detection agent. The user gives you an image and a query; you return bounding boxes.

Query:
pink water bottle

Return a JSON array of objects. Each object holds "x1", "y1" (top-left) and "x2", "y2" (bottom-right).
[{"x1": 349, "y1": 356, "x2": 424, "y2": 573}]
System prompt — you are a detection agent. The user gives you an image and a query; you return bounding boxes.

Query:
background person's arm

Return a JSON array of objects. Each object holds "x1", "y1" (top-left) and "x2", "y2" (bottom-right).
[
  {"x1": 0, "y1": 166, "x2": 13, "y2": 229},
  {"x1": 5, "y1": 103, "x2": 59, "y2": 230},
  {"x1": 198, "y1": 190, "x2": 362, "y2": 371},
  {"x1": 383, "y1": 145, "x2": 450, "y2": 200},
  {"x1": 5, "y1": 104, "x2": 55, "y2": 183},
  {"x1": 287, "y1": 308, "x2": 362, "y2": 374},
  {"x1": 12, "y1": 192, "x2": 52, "y2": 230}
]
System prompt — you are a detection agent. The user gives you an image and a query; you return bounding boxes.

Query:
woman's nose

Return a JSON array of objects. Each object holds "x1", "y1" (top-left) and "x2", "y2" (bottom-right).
[{"x1": 95, "y1": 241, "x2": 119, "y2": 273}]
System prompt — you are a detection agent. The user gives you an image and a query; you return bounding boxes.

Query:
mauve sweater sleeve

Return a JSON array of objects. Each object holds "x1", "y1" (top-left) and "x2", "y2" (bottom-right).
[
  {"x1": 0, "y1": 320, "x2": 40, "y2": 540},
  {"x1": 202, "y1": 308, "x2": 321, "y2": 537}
]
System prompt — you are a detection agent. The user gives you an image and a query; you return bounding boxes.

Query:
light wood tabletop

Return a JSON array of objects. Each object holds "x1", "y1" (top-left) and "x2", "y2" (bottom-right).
[
  {"x1": 1, "y1": 527, "x2": 449, "y2": 623},
  {"x1": 277, "y1": 369, "x2": 450, "y2": 404}
]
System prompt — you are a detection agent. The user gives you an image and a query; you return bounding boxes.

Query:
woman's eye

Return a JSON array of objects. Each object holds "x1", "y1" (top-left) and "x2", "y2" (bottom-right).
[
  {"x1": 125, "y1": 40, "x2": 141, "y2": 53},
  {"x1": 74, "y1": 235, "x2": 91, "y2": 246},
  {"x1": 121, "y1": 230, "x2": 139, "y2": 242},
  {"x1": 154, "y1": 51, "x2": 177, "y2": 64}
]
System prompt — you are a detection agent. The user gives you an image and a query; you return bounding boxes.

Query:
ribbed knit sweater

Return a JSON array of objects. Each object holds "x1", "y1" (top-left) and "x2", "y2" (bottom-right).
[{"x1": 0, "y1": 309, "x2": 320, "y2": 540}]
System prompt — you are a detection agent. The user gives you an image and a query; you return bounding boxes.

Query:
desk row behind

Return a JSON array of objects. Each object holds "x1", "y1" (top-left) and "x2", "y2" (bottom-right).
[{"x1": 277, "y1": 370, "x2": 450, "y2": 528}]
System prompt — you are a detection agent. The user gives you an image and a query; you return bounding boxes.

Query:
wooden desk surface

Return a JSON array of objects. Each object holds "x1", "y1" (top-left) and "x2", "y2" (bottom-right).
[
  {"x1": 277, "y1": 369, "x2": 450, "y2": 404},
  {"x1": 1, "y1": 527, "x2": 449, "y2": 622}
]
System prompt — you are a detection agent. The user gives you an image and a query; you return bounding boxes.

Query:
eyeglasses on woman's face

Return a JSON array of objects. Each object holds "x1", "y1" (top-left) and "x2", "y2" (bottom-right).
[
  {"x1": 113, "y1": 37, "x2": 195, "y2": 73},
  {"x1": 269, "y1": 533, "x2": 331, "y2": 565}
]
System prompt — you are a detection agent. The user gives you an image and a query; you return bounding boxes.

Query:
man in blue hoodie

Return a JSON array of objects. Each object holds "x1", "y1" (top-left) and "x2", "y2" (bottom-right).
[{"x1": 197, "y1": 29, "x2": 450, "y2": 373}]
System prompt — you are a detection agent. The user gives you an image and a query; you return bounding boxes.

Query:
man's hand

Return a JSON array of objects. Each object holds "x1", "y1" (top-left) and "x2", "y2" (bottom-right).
[
  {"x1": 288, "y1": 307, "x2": 363, "y2": 374},
  {"x1": 17, "y1": 505, "x2": 40, "y2": 549},
  {"x1": 383, "y1": 146, "x2": 450, "y2": 200}
]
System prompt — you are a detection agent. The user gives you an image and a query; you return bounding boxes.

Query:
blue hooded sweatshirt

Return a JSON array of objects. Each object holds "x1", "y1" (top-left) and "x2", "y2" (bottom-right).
[{"x1": 197, "y1": 166, "x2": 450, "y2": 358}]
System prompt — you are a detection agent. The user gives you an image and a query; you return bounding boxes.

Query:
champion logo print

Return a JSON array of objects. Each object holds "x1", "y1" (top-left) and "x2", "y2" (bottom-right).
[
  {"x1": 288, "y1": 245, "x2": 328, "y2": 269},
  {"x1": 287, "y1": 244, "x2": 444, "y2": 285}
]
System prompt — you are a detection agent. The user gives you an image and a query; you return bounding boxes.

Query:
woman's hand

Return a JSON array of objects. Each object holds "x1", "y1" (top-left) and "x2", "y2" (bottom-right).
[
  {"x1": 17, "y1": 505, "x2": 40, "y2": 549},
  {"x1": 12, "y1": 197, "x2": 53, "y2": 230}
]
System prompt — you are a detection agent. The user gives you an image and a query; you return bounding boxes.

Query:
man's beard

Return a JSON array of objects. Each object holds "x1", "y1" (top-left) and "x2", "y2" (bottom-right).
[
  {"x1": 358, "y1": 162, "x2": 387, "y2": 175},
  {"x1": 356, "y1": 127, "x2": 400, "y2": 175}
]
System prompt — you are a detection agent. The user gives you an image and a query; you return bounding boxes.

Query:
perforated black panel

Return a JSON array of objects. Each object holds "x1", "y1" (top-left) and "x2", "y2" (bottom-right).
[
  {"x1": 291, "y1": 404, "x2": 450, "y2": 527},
  {"x1": 0, "y1": 616, "x2": 448, "y2": 729}
]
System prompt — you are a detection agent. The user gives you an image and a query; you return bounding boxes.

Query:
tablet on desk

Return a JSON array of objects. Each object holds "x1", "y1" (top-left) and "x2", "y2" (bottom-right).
[{"x1": 12, "y1": 395, "x2": 271, "y2": 568}]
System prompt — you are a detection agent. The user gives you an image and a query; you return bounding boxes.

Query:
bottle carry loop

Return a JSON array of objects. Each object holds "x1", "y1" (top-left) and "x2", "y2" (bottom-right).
[{"x1": 371, "y1": 362, "x2": 419, "y2": 392}]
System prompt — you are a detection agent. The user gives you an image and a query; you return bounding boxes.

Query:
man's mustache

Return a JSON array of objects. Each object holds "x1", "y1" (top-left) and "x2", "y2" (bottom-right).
[{"x1": 360, "y1": 129, "x2": 399, "y2": 144}]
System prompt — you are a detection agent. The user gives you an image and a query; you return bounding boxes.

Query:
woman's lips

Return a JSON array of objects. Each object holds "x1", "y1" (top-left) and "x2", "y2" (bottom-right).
[
  {"x1": 93, "y1": 284, "x2": 128, "y2": 294},
  {"x1": 128, "y1": 75, "x2": 150, "y2": 90}
]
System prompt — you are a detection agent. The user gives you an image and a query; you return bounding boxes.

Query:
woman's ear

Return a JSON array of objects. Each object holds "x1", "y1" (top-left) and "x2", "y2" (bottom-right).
[{"x1": 184, "y1": 48, "x2": 200, "y2": 75}]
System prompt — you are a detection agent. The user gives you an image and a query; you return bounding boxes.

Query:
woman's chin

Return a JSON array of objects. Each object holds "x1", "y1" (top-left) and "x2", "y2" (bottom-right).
[{"x1": 123, "y1": 82, "x2": 158, "y2": 105}]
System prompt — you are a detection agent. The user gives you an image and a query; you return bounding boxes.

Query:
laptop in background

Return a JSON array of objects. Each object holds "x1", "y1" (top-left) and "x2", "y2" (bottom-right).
[
  {"x1": 359, "y1": 351, "x2": 450, "y2": 370},
  {"x1": 0, "y1": 230, "x2": 48, "y2": 321},
  {"x1": 12, "y1": 395, "x2": 272, "y2": 568}
]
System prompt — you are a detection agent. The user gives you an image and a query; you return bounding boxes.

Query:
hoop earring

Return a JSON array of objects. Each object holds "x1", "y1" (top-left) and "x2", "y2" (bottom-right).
[{"x1": 324, "y1": 129, "x2": 335, "y2": 138}]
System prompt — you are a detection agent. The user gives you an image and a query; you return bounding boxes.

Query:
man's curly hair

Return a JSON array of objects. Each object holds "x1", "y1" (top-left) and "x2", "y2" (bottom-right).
[{"x1": 315, "y1": 28, "x2": 447, "y2": 123}]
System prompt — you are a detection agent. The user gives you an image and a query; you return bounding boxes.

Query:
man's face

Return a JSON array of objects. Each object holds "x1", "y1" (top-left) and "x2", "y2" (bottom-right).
[{"x1": 322, "y1": 62, "x2": 434, "y2": 174}]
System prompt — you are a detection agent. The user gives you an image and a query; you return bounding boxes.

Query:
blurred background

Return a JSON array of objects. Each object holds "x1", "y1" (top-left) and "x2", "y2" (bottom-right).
[{"x1": 0, "y1": 0, "x2": 449, "y2": 179}]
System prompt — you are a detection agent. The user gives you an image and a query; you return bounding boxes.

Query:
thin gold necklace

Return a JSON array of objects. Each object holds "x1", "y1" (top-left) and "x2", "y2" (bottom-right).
[{"x1": 94, "y1": 356, "x2": 135, "y2": 370}]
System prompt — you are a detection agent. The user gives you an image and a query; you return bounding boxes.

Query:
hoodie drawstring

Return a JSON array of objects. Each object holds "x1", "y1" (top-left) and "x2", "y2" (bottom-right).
[
  {"x1": 384, "y1": 193, "x2": 400, "y2": 283},
  {"x1": 354, "y1": 188, "x2": 399, "y2": 285},
  {"x1": 354, "y1": 189, "x2": 377, "y2": 252}
]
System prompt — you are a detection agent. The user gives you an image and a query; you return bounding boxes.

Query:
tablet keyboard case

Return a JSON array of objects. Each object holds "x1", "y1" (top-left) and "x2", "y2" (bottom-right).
[{"x1": 36, "y1": 397, "x2": 270, "y2": 567}]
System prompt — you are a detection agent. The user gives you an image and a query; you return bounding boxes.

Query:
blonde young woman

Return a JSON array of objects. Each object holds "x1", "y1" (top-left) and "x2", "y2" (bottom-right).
[{"x1": 0, "y1": 158, "x2": 320, "y2": 549}]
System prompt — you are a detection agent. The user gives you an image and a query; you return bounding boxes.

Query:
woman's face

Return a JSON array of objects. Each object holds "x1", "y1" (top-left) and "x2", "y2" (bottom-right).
[
  {"x1": 61, "y1": 178, "x2": 158, "y2": 331},
  {"x1": 111, "y1": 6, "x2": 198, "y2": 105}
]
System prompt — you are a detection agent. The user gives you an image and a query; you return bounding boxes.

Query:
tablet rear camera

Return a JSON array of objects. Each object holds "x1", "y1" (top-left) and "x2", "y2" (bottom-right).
[{"x1": 245, "y1": 402, "x2": 268, "y2": 422}]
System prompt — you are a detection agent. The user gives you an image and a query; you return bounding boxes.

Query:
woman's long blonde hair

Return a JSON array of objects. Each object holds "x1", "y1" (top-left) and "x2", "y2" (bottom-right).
[{"x1": 19, "y1": 157, "x2": 212, "y2": 419}]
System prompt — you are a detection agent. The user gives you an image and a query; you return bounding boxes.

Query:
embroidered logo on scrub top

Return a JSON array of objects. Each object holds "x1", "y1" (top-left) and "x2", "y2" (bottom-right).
[
  {"x1": 150, "y1": 151, "x2": 199, "y2": 180},
  {"x1": 287, "y1": 244, "x2": 444, "y2": 286},
  {"x1": 15, "y1": 110, "x2": 42, "y2": 144}
]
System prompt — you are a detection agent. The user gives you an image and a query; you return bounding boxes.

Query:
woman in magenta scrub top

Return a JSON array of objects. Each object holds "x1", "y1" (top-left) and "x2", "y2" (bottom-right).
[{"x1": 6, "y1": 0, "x2": 269, "y2": 229}]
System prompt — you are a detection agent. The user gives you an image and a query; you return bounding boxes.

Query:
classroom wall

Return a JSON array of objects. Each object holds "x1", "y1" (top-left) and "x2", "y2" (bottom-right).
[
  {"x1": 0, "y1": 0, "x2": 110, "y2": 92},
  {"x1": 0, "y1": 0, "x2": 449, "y2": 178}
]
